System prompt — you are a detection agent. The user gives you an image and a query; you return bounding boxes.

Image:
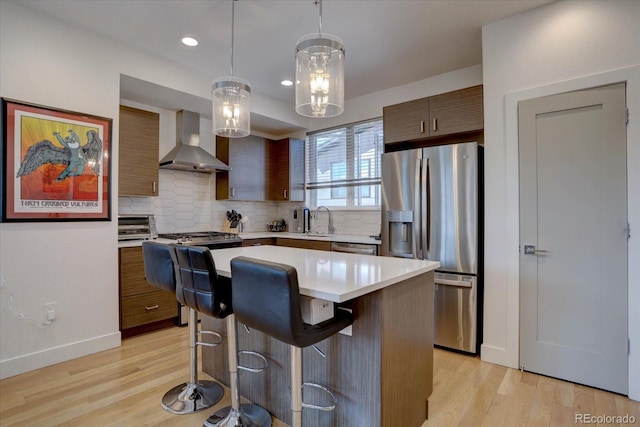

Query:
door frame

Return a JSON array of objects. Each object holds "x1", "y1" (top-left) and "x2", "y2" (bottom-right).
[{"x1": 495, "y1": 65, "x2": 640, "y2": 399}]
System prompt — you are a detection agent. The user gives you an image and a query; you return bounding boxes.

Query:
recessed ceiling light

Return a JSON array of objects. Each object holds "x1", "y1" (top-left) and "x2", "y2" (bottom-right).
[
  {"x1": 181, "y1": 37, "x2": 198, "y2": 47},
  {"x1": 281, "y1": 80, "x2": 293, "y2": 86}
]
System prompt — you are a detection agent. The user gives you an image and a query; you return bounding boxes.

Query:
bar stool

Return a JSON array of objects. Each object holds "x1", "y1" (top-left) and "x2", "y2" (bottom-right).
[
  {"x1": 170, "y1": 246, "x2": 271, "y2": 427},
  {"x1": 229, "y1": 256, "x2": 354, "y2": 427},
  {"x1": 142, "y1": 240, "x2": 220, "y2": 414},
  {"x1": 140, "y1": 242, "x2": 226, "y2": 414}
]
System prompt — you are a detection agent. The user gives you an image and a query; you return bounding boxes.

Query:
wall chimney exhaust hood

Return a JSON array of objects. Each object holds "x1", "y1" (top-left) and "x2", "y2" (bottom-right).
[{"x1": 159, "y1": 110, "x2": 231, "y2": 173}]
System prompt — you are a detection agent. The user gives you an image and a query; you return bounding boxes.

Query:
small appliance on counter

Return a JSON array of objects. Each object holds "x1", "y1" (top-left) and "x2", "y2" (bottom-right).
[
  {"x1": 289, "y1": 207, "x2": 310, "y2": 233},
  {"x1": 267, "y1": 219, "x2": 287, "y2": 232},
  {"x1": 118, "y1": 214, "x2": 158, "y2": 241}
]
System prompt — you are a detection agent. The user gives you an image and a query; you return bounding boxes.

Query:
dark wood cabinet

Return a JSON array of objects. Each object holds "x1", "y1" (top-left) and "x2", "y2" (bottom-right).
[
  {"x1": 428, "y1": 85, "x2": 483, "y2": 136},
  {"x1": 383, "y1": 85, "x2": 483, "y2": 144},
  {"x1": 216, "y1": 135, "x2": 266, "y2": 200},
  {"x1": 119, "y1": 247, "x2": 177, "y2": 333},
  {"x1": 241, "y1": 237, "x2": 277, "y2": 247},
  {"x1": 119, "y1": 105, "x2": 160, "y2": 196},
  {"x1": 267, "y1": 138, "x2": 304, "y2": 202},
  {"x1": 217, "y1": 135, "x2": 304, "y2": 202},
  {"x1": 275, "y1": 238, "x2": 332, "y2": 251},
  {"x1": 383, "y1": 97, "x2": 430, "y2": 144}
]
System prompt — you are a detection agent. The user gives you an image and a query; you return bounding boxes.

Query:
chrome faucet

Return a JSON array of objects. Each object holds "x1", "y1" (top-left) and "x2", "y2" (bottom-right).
[{"x1": 314, "y1": 206, "x2": 334, "y2": 234}]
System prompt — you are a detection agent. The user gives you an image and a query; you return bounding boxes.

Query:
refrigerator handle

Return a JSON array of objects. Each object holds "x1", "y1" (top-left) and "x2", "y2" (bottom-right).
[
  {"x1": 421, "y1": 158, "x2": 429, "y2": 260},
  {"x1": 414, "y1": 157, "x2": 422, "y2": 259}
]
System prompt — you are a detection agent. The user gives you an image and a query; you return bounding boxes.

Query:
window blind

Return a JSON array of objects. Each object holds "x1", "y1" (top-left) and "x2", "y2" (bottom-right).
[{"x1": 305, "y1": 118, "x2": 383, "y2": 208}]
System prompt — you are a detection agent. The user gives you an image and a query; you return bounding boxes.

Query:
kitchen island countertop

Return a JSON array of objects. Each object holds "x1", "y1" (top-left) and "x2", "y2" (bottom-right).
[{"x1": 209, "y1": 245, "x2": 438, "y2": 303}]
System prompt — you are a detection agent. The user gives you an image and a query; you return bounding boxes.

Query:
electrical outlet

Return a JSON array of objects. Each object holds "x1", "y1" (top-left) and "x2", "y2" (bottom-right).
[{"x1": 44, "y1": 302, "x2": 57, "y2": 321}]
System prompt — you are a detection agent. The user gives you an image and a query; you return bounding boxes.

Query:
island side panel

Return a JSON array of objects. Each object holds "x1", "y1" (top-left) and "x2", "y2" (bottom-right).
[
  {"x1": 201, "y1": 271, "x2": 434, "y2": 427},
  {"x1": 381, "y1": 271, "x2": 434, "y2": 426}
]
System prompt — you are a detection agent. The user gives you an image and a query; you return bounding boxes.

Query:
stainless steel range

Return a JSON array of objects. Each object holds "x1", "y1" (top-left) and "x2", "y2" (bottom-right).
[{"x1": 158, "y1": 231, "x2": 243, "y2": 249}]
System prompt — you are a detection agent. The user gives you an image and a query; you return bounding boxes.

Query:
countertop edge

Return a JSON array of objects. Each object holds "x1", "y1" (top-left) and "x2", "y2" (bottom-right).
[{"x1": 118, "y1": 233, "x2": 380, "y2": 248}]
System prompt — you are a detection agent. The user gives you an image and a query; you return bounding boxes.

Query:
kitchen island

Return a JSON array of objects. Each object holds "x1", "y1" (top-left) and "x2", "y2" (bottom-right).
[{"x1": 202, "y1": 245, "x2": 439, "y2": 427}]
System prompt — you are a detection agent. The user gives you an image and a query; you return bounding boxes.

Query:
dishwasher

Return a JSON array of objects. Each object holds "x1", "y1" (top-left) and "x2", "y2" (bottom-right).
[{"x1": 330, "y1": 241, "x2": 378, "y2": 256}]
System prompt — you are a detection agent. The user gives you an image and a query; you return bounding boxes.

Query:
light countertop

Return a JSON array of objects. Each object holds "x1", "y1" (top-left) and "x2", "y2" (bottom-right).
[
  {"x1": 239, "y1": 231, "x2": 381, "y2": 245},
  {"x1": 118, "y1": 232, "x2": 380, "y2": 248},
  {"x1": 209, "y1": 245, "x2": 439, "y2": 303}
]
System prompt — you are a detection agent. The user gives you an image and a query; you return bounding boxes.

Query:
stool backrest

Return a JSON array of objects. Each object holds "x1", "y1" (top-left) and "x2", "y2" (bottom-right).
[
  {"x1": 171, "y1": 244, "x2": 232, "y2": 319},
  {"x1": 230, "y1": 256, "x2": 304, "y2": 346},
  {"x1": 141, "y1": 241, "x2": 176, "y2": 294}
]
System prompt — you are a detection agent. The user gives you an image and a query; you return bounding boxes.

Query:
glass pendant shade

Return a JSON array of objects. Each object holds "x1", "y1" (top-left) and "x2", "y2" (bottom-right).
[
  {"x1": 295, "y1": 33, "x2": 345, "y2": 118},
  {"x1": 212, "y1": 76, "x2": 251, "y2": 138}
]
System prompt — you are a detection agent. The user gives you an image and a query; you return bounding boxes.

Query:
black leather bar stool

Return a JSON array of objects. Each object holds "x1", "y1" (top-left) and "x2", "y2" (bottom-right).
[
  {"x1": 142, "y1": 241, "x2": 227, "y2": 414},
  {"x1": 230, "y1": 256, "x2": 354, "y2": 427},
  {"x1": 171, "y1": 245, "x2": 271, "y2": 427},
  {"x1": 142, "y1": 240, "x2": 222, "y2": 414}
]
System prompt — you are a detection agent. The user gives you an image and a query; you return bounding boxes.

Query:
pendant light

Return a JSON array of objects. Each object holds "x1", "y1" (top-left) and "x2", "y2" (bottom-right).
[
  {"x1": 212, "y1": 0, "x2": 250, "y2": 137},
  {"x1": 295, "y1": 0, "x2": 345, "y2": 118}
]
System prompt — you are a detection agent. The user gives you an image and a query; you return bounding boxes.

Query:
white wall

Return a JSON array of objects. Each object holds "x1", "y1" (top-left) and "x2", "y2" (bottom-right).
[{"x1": 482, "y1": 0, "x2": 640, "y2": 400}]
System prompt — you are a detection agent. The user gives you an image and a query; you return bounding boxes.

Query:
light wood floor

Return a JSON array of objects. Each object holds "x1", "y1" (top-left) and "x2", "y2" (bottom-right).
[{"x1": 0, "y1": 326, "x2": 638, "y2": 427}]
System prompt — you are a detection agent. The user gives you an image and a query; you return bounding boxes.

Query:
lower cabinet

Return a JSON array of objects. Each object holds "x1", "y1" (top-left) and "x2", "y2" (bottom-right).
[
  {"x1": 275, "y1": 238, "x2": 332, "y2": 251},
  {"x1": 241, "y1": 238, "x2": 277, "y2": 247},
  {"x1": 119, "y1": 246, "x2": 177, "y2": 335}
]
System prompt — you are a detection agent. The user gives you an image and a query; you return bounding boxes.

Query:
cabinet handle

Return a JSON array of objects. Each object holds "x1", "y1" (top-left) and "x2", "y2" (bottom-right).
[
  {"x1": 152, "y1": 181, "x2": 157, "y2": 194},
  {"x1": 145, "y1": 304, "x2": 159, "y2": 311},
  {"x1": 420, "y1": 120, "x2": 425, "y2": 134},
  {"x1": 432, "y1": 118, "x2": 438, "y2": 132},
  {"x1": 284, "y1": 189, "x2": 288, "y2": 199},
  {"x1": 231, "y1": 187, "x2": 236, "y2": 197}
]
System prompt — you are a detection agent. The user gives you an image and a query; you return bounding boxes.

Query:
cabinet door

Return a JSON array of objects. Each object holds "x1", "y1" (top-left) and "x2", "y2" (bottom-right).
[
  {"x1": 288, "y1": 138, "x2": 305, "y2": 202},
  {"x1": 119, "y1": 247, "x2": 178, "y2": 330},
  {"x1": 267, "y1": 138, "x2": 305, "y2": 202},
  {"x1": 216, "y1": 135, "x2": 266, "y2": 200},
  {"x1": 119, "y1": 247, "x2": 150, "y2": 297},
  {"x1": 276, "y1": 238, "x2": 331, "y2": 251},
  {"x1": 428, "y1": 85, "x2": 483, "y2": 136},
  {"x1": 383, "y1": 98, "x2": 429, "y2": 144},
  {"x1": 119, "y1": 106, "x2": 159, "y2": 197},
  {"x1": 241, "y1": 238, "x2": 277, "y2": 246}
]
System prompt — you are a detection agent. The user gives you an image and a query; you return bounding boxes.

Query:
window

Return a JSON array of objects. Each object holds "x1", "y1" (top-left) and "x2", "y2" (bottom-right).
[{"x1": 305, "y1": 118, "x2": 383, "y2": 208}]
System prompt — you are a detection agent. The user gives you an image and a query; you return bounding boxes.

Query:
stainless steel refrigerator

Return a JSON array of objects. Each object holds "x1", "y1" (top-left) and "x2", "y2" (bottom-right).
[{"x1": 381, "y1": 142, "x2": 483, "y2": 353}]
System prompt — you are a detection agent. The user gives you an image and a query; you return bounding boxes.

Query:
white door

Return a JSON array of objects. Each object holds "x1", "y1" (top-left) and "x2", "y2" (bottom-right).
[{"x1": 519, "y1": 83, "x2": 628, "y2": 394}]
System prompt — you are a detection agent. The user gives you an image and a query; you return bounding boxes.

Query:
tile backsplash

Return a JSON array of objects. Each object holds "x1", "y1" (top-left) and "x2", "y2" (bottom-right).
[{"x1": 119, "y1": 170, "x2": 380, "y2": 236}]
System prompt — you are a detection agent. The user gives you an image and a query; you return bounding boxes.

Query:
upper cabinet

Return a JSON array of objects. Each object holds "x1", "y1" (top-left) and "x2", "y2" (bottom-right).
[
  {"x1": 383, "y1": 85, "x2": 483, "y2": 144},
  {"x1": 266, "y1": 138, "x2": 304, "y2": 202},
  {"x1": 216, "y1": 136, "x2": 305, "y2": 202},
  {"x1": 216, "y1": 135, "x2": 266, "y2": 201},
  {"x1": 119, "y1": 105, "x2": 160, "y2": 197},
  {"x1": 382, "y1": 97, "x2": 430, "y2": 144}
]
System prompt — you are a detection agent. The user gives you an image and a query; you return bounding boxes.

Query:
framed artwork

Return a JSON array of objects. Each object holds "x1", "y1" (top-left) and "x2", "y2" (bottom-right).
[{"x1": 1, "y1": 98, "x2": 112, "y2": 222}]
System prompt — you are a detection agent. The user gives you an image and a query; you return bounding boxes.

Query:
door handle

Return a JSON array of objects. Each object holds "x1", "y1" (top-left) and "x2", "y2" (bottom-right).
[{"x1": 523, "y1": 245, "x2": 549, "y2": 255}]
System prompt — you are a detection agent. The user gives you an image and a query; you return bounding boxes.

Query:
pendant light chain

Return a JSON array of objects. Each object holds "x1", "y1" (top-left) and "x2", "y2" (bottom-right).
[
  {"x1": 316, "y1": 0, "x2": 322, "y2": 35},
  {"x1": 230, "y1": 0, "x2": 235, "y2": 76}
]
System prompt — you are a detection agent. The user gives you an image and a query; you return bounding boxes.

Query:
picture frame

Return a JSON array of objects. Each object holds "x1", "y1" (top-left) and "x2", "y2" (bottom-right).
[{"x1": 1, "y1": 98, "x2": 112, "y2": 222}]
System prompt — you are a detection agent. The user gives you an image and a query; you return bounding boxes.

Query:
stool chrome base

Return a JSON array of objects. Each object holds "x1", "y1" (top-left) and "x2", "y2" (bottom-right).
[
  {"x1": 161, "y1": 380, "x2": 224, "y2": 415},
  {"x1": 204, "y1": 404, "x2": 271, "y2": 427}
]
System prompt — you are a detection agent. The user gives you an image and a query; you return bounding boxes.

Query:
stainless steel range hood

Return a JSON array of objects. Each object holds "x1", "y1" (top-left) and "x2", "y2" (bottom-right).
[{"x1": 159, "y1": 110, "x2": 231, "y2": 173}]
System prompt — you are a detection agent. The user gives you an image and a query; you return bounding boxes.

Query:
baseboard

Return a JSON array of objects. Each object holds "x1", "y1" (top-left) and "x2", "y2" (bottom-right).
[
  {"x1": 0, "y1": 332, "x2": 121, "y2": 380},
  {"x1": 480, "y1": 343, "x2": 518, "y2": 369}
]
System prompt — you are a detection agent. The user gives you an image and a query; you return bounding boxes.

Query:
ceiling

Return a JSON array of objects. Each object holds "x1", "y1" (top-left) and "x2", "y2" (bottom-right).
[{"x1": 18, "y1": 0, "x2": 550, "y2": 134}]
